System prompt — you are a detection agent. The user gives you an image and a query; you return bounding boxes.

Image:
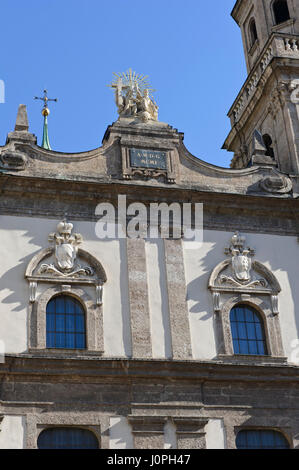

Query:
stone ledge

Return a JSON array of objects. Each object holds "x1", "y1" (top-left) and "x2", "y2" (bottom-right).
[
  {"x1": 27, "y1": 348, "x2": 104, "y2": 359},
  {"x1": 217, "y1": 354, "x2": 288, "y2": 366},
  {"x1": 2, "y1": 354, "x2": 299, "y2": 384}
]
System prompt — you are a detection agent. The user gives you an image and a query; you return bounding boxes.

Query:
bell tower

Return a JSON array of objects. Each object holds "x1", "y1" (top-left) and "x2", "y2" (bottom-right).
[{"x1": 223, "y1": 0, "x2": 299, "y2": 174}]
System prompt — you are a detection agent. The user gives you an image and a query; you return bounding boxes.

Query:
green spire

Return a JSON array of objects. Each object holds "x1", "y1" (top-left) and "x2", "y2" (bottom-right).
[
  {"x1": 34, "y1": 89, "x2": 58, "y2": 150},
  {"x1": 41, "y1": 114, "x2": 51, "y2": 150}
]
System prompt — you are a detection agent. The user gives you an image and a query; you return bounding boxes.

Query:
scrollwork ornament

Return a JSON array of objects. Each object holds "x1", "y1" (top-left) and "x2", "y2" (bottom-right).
[
  {"x1": 224, "y1": 232, "x2": 255, "y2": 284},
  {"x1": 38, "y1": 220, "x2": 93, "y2": 278}
]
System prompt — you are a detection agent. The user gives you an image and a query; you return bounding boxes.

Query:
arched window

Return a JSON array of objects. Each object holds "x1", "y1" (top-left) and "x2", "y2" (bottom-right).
[
  {"x1": 38, "y1": 428, "x2": 99, "y2": 449},
  {"x1": 273, "y1": 0, "x2": 290, "y2": 25},
  {"x1": 249, "y1": 18, "x2": 258, "y2": 47},
  {"x1": 236, "y1": 430, "x2": 290, "y2": 449},
  {"x1": 46, "y1": 295, "x2": 86, "y2": 349},
  {"x1": 263, "y1": 134, "x2": 275, "y2": 159},
  {"x1": 230, "y1": 304, "x2": 268, "y2": 355}
]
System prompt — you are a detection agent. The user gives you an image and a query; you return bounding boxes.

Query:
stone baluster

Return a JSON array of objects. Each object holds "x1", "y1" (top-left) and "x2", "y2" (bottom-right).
[
  {"x1": 285, "y1": 38, "x2": 292, "y2": 51},
  {"x1": 127, "y1": 238, "x2": 152, "y2": 358}
]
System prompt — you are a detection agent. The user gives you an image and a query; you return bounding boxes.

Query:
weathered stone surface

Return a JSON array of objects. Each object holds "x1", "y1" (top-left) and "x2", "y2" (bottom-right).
[
  {"x1": 164, "y1": 238, "x2": 192, "y2": 359},
  {"x1": 0, "y1": 1, "x2": 299, "y2": 449},
  {"x1": 127, "y1": 238, "x2": 152, "y2": 358},
  {"x1": 14, "y1": 104, "x2": 29, "y2": 132}
]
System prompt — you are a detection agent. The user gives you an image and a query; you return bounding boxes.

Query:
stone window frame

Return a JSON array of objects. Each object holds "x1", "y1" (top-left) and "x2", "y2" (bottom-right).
[
  {"x1": 223, "y1": 414, "x2": 294, "y2": 449},
  {"x1": 216, "y1": 294, "x2": 285, "y2": 361},
  {"x1": 26, "y1": 413, "x2": 103, "y2": 449},
  {"x1": 248, "y1": 17, "x2": 258, "y2": 50},
  {"x1": 29, "y1": 284, "x2": 104, "y2": 356},
  {"x1": 209, "y1": 252, "x2": 286, "y2": 363},
  {"x1": 26, "y1": 244, "x2": 107, "y2": 357}
]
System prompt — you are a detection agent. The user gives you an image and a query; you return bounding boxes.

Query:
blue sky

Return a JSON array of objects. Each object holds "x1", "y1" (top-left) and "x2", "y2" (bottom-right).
[{"x1": 0, "y1": 0, "x2": 245, "y2": 167}]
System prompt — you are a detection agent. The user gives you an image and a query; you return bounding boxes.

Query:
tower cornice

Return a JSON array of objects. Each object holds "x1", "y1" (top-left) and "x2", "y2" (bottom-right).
[
  {"x1": 223, "y1": 32, "x2": 299, "y2": 169},
  {"x1": 231, "y1": 0, "x2": 250, "y2": 25}
]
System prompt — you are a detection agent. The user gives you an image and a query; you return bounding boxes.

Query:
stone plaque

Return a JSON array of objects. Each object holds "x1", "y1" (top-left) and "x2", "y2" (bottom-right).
[{"x1": 130, "y1": 148, "x2": 167, "y2": 170}]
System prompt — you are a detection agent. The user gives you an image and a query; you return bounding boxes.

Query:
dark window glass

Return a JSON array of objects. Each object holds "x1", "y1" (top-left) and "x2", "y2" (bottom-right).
[
  {"x1": 273, "y1": 0, "x2": 290, "y2": 25},
  {"x1": 263, "y1": 134, "x2": 275, "y2": 159},
  {"x1": 38, "y1": 428, "x2": 99, "y2": 449},
  {"x1": 249, "y1": 19, "x2": 258, "y2": 46},
  {"x1": 230, "y1": 305, "x2": 268, "y2": 355},
  {"x1": 46, "y1": 295, "x2": 86, "y2": 349},
  {"x1": 236, "y1": 430, "x2": 289, "y2": 449}
]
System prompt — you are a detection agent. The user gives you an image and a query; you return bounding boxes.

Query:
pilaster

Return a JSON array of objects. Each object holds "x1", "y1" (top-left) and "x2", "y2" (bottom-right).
[
  {"x1": 173, "y1": 418, "x2": 208, "y2": 449},
  {"x1": 127, "y1": 238, "x2": 152, "y2": 358},
  {"x1": 128, "y1": 416, "x2": 167, "y2": 449},
  {"x1": 164, "y1": 238, "x2": 192, "y2": 359}
]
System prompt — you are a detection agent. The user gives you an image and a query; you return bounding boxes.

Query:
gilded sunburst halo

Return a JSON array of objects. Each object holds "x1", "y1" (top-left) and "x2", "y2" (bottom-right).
[{"x1": 108, "y1": 68, "x2": 156, "y2": 99}]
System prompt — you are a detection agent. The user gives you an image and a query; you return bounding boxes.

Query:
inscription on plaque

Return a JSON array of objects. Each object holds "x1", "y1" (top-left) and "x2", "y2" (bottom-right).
[{"x1": 130, "y1": 148, "x2": 167, "y2": 170}]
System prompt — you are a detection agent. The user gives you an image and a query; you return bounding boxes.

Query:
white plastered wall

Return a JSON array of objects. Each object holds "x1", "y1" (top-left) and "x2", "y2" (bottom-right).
[
  {"x1": 0, "y1": 416, "x2": 25, "y2": 449},
  {"x1": 0, "y1": 216, "x2": 131, "y2": 357},
  {"x1": 183, "y1": 229, "x2": 299, "y2": 363},
  {"x1": 205, "y1": 419, "x2": 226, "y2": 449},
  {"x1": 0, "y1": 215, "x2": 298, "y2": 363}
]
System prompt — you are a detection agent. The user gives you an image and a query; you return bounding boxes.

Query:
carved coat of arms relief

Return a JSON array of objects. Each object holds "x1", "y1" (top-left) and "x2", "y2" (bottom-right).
[
  {"x1": 38, "y1": 220, "x2": 93, "y2": 278},
  {"x1": 220, "y1": 232, "x2": 267, "y2": 288}
]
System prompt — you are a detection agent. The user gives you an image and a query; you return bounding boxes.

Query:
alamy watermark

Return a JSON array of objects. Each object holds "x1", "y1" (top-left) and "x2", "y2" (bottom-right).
[
  {"x1": 95, "y1": 195, "x2": 203, "y2": 248},
  {"x1": 0, "y1": 80, "x2": 5, "y2": 103}
]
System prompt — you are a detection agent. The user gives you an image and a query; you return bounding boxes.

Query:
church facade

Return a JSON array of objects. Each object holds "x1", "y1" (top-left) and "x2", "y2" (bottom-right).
[{"x1": 0, "y1": 0, "x2": 299, "y2": 449}]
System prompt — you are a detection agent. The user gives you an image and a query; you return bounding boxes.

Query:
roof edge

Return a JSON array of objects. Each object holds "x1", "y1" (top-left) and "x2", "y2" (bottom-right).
[{"x1": 231, "y1": 0, "x2": 243, "y2": 25}]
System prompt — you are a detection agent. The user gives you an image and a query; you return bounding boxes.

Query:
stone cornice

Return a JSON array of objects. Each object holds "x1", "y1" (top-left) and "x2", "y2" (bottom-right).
[
  {"x1": 0, "y1": 167, "x2": 297, "y2": 198},
  {"x1": 0, "y1": 173, "x2": 298, "y2": 235},
  {"x1": 1, "y1": 355, "x2": 299, "y2": 384},
  {"x1": 102, "y1": 119, "x2": 183, "y2": 145},
  {"x1": 231, "y1": 0, "x2": 248, "y2": 25},
  {"x1": 224, "y1": 33, "x2": 299, "y2": 149}
]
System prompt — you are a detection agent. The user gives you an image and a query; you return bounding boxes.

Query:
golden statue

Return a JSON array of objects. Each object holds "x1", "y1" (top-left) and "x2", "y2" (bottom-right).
[{"x1": 109, "y1": 69, "x2": 158, "y2": 122}]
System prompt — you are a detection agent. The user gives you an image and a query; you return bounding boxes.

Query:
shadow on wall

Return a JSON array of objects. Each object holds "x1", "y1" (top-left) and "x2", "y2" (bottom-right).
[
  {"x1": 109, "y1": 417, "x2": 134, "y2": 449},
  {"x1": 0, "y1": 216, "x2": 132, "y2": 357},
  {"x1": 185, "y1": 229, "x2": 299, "y2": 361},
  {"x1": 79, "y1": 222, "x2": 132, "y2": 358},
  {"x1": 247, "y1": 234, "x2": 299, "y2": 360},
  {"x1": 0, "y1": 214, "x2": 45, "y2": 313},
  {"x1": 185, "y1": 236, "x2": 220, "y2": 360},
  {"x1": 0, "y1": 253, "x2": 36, "y2": 313}
]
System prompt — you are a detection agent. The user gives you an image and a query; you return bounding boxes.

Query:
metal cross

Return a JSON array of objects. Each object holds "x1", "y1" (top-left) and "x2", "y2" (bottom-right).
[{"x1": 34, "y1": 89, "x2": 58, "y2": 109}]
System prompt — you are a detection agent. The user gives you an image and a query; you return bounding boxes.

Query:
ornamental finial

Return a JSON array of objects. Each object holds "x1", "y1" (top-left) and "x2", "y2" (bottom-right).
[{"x1": 34, "y1": 89, "x2": 58, "y2": 150}]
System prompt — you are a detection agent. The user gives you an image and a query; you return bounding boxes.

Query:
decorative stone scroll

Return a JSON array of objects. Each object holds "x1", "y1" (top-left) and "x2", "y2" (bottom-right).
[
  {"x1": 0, "y1": 150, "x2": 27, "y2": 170},
  {"x1": 25, "y1": 220, "x2": 107, "y2": 305},
  {"x1": 209, "y1": 232, "x2": 281, "y2": 315},
  {"x1": 259, "y1": 174, "x2": 292, "y2": 194},
  {"x1": 209, "y1": 232, "x2": 285, "y2": 359},
  {"x1": 38, "y1": 220, "x2": 92, "y2": 278}
]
